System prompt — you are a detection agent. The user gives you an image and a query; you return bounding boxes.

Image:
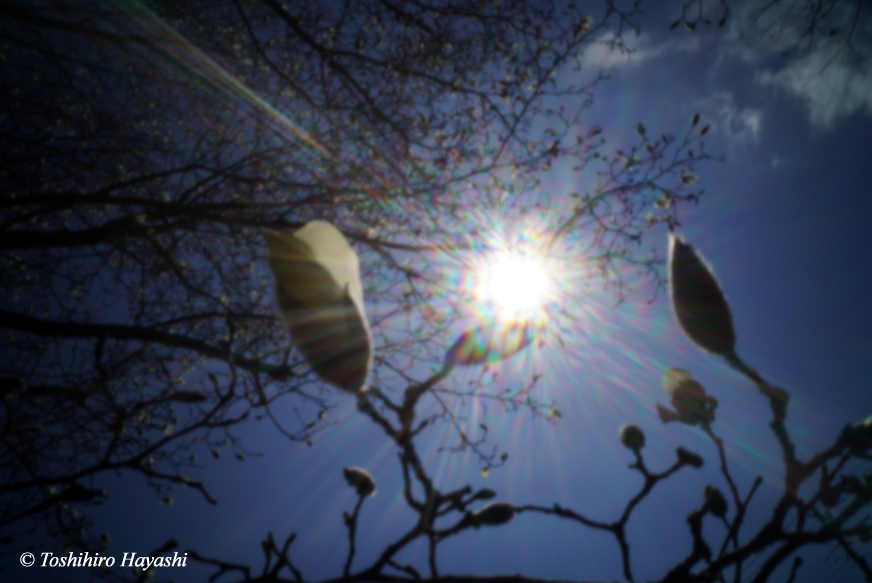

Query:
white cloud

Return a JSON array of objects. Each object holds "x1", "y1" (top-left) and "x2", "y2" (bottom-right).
[
  {"x1": 721, "y1": 0, "x2": 867, "y2": 63},
  {"x1": 755, "y1": 52, "x2": 872, "y2": 129},
  {"x1": 741, "y1": 108, "x2": 762, "y2": 138},
  {"x1": 719, "y1": 0, "x2": 872, "y2": 129},
  {"x1": 581, "y1": 32, "x2": 698, "y2": 70},
  {"x1": 694, "y1": 92, "x2": 764, "y2": 146},
  {"x1": 720, "y1": 4, "x2": 805, "y2": 63}
]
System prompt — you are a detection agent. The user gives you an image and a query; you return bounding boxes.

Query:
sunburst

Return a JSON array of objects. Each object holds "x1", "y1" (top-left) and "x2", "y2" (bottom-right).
[{"x1": 475, "y1": 247, "x2": 554, "y2": 325}]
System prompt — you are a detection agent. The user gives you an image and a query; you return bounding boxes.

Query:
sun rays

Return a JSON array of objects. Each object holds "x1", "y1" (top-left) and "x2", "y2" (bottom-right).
[{"x1": 475, "y1": 249, "x2": 553, "y2": 325}]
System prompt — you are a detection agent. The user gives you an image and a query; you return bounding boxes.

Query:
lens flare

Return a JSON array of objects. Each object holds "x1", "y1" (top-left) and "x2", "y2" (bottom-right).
[{"x1": 475, "y1": 248, "x2": 554, "y2": 325}]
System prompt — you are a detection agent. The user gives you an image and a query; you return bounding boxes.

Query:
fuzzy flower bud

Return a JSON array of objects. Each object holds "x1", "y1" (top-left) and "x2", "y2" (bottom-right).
[
  {"x1": 472, "y1": 502, "x2": 516, "y2": 527},
  {"x1": 676, "y1": 447, "x2": 704, "y2": 468},
  {"x1": 704, "y1": 485, "x2": 728, "y2": 518},
  {"x1": 265, "y1": 221, "x2": 373, "y2": 394},
  {"x1": 836, "y1": 414, "x2": 872, "y2": 452},
  {"x1": 343, "y1": 466, "x2": 377, "y2": 497},
  {"x1": 658, "y1": 368, "x2": 718, "y2": 426},
  {"x1": 619, "y1": 424, "x2": 646, "y2": 451},
  {"x1": 669, "y1": 235, "x2": 736, "y2": 357},
  {"x1": 472, "y1": 488, "x2": 497, "y2": 501}
]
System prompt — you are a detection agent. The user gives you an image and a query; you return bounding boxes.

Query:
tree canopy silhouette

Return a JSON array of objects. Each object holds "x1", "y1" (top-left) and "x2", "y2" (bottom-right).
[{"x1": 2, "y1": 1, "x2": 869, "y2": 582}]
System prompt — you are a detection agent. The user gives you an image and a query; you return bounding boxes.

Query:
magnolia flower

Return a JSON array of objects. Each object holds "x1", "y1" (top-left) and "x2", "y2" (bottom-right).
[
  {"x1": 657, "y1": 368, "x2": 718, "y2": 426},
  {"x1": 343, "y1": 466, "x2": 376, "y2": 497},
  {"x1": 668, "y1": 235, "x2": 736, "y2": 358},
  {"x1": 472, "y1": 502, "x2": 516, "y2": 527},
  {"x1": 265, "y1": 221, "x2": 373, "y2": 393},
  {"x1": 619, "y1": 424, "x2": 646, "y2": 451},
  {"x1": 444, "y1": 322, "x2": 535, "y2": 367}
]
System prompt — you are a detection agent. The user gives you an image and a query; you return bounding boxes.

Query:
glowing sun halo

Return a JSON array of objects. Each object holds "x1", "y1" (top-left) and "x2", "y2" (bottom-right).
[{"x1": 477, "y1": 251, "x2": 552, "y2": 322}]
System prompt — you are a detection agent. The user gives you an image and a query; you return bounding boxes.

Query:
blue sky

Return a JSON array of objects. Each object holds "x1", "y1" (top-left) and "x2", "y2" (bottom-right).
[{"x1": 8, "y1": 1, "x2": 872, "y2": 582}]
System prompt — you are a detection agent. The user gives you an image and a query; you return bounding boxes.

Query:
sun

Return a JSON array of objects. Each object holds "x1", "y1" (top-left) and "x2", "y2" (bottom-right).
[{"x1": 476, "y1": 249, "x2": 553, "y2": 324}]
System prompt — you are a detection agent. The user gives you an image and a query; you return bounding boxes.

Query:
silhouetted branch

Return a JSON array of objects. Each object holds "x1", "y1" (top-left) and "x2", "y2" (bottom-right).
[
  {"x1": 344, "y1": 495, "x2": 368, "y2": 576},
  {"x1": 0, "y1": 308, "x2": 289, "y2": 379}
]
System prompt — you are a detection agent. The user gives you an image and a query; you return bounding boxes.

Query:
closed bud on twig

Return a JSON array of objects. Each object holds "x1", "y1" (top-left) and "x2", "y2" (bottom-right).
[
  {"x1": 668, "y1": 235, "x2": 736, "y2": 357},
  {"x1": 704, "y1": 485, "x2": 728, "y2": 518},
  {"x1": 658, "y1": 368, "x2": 718, "y2": 426},
  {"x1": 472, "y1": 488, "x2": 497, "y2": 501},
  {"x1": 343, "y1": 466, "x2": 376, "y2": 497},
  {"x1": 676, "y1": 447, "x2": 704, "y2": 468},
  {"x1": 619, "y1": 424, "x2": 646, "y2": 451},
  {"x1": 472, "y1": 502, "x2": 516, "y2": 527},
  {"x1": 265, "y1": 221, "x2": 373, "y2": 394},
  {"x1": 573, "y1": 15, "x2": 594, "y2": 35},
  {"x1": 836, "y1": 414, "x2": 872, "y2": 452}
]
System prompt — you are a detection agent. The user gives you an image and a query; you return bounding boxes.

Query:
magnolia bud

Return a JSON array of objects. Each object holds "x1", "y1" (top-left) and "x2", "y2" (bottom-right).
[
  {"x1": 472, "y1": 502, "x2": 516, "y2": 527},
  {"x1": 676, "y1": 447, "x2": 704, "y2": 468},
  {"x1": 661, "y1": 368, "x2": 717, "y2": 426},
  {"x1": 472, "y1": 488, "x2": 497, "y2": 501},
  {"x1": 704, "y1": 485, "x2": 728, "y2": 518},
  {"x1": 836, "y1": 414, "x2": 872, "y2": 452},
  {"x1": 265, "y1": 221, "x2": 373, "y2": 394},
  {"x1": 619, "y1": 424, "x2": 646, "y2": 451},
  {"x1": 669, "y1": 236, "x2": 736, "y2": 357},
  {"x1": 343, "y1": 466, "x2": 377, "y2": 497}
]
